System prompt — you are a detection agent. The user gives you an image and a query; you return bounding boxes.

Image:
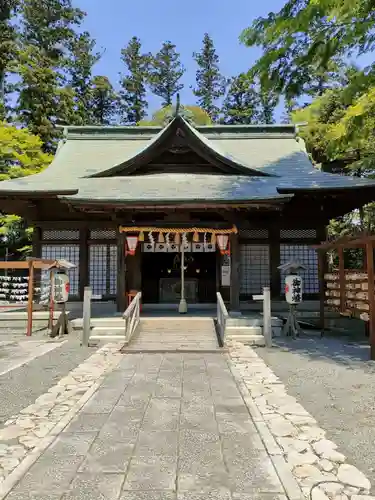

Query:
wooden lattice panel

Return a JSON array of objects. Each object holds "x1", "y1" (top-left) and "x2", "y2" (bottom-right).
[
  {"x1": 239, "y1": 229, "x2": 269, "y2": 239},
  {"x1": 42, "y1": 229, "x2": 79, "y2": 240},
  {"x1": 90, "y1": 229, "x2": 116, "y2": 240},
  {"x1": 280, "y1": 229, "x2": 317, "y2": 239}
]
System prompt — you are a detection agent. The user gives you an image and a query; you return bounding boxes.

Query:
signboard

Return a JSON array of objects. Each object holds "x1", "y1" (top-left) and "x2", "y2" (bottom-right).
[{"x1": 221, "y1": 254, "x2": 231, "y2": 287}]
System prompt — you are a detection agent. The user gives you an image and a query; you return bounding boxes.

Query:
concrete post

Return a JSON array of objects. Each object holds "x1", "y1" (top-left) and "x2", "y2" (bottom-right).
[
  {"x1": 81, "y1": 286, "x2": 92, "y2": 347},
  {"x1": 263, "y1": 286, "x2": 272, "y2": 347}
]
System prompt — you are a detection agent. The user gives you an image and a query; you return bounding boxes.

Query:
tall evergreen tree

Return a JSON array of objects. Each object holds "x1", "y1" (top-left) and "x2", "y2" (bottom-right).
[
  {"x1": 21, "y1": 0, "x2": 84, "y2": 56},
  {"x1": 119, "y1": 37, "x2": 150, "y2": 124},
  {"x1": 222, "y1": 73, "x2": 259, "y2": 124},
  {"x1": 258, "y1": 82, "x2": 278, "y2": 124},
  {"x1": 192, "y1": 33, "x2": 226, "y2": 122},
  {"x1": 68, "y1": 31, "x2": 100, "y2": 124},
  {"x1": 17, "y1": 0, "x2": 85, "y2": 150},
  {"x1": 89, "y1": 76, "x2": 117, "y2": 125},
  {"x1": 0, "y1": 0, "x2": 19, "y2": 119},
  {"x1": 149, "y1": 41, "x2": 185, "y2": 107}
]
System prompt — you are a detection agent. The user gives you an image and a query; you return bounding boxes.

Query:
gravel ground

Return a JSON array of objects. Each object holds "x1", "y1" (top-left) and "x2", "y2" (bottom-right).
[
  {"x1": 0, "y1": 337, "x2": 93, "y2": 426},
  {"x1": 256, "y1": 334, "x2": 375, "y2": 490}
]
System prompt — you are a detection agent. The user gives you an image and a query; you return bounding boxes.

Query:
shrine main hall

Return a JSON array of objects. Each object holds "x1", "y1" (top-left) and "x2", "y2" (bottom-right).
[{"x1": 1, "y1": 112, "x2": 375, "y2": 312}]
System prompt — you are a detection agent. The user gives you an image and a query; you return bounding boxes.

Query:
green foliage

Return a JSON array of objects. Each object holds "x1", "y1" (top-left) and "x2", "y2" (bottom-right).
[
  {"x1": 89, "y1": 76, "x2": 118, "y2": 125},
  {"x1": 67, "y1": 31, "x2": 100, "y2": 125},
  {"x1": 192, "y1": 33, "x2": 226, "y2": 122},
  {"x1": 16, "y1": 46, "x2": 74, "y2": 151},
  {"x1": 149, "y1": 41, "x2": 185, "y2": 107},
  {"x1": 0, "y1": 122, "x2": 52, "y2": 254},
  {"x1": 240, "y1": 0, "x2": 355, "y2": 100},
  {"x1": 0, "y1": 0, "x2": 19, "y2": 119},
  {"x1": 222, "y1": 73, "x2": 259, "y2": 124},
  {"x1": 16, "y1": 0, "x2": 85, "y2": 150},
  {"x1": 21, "y1": 0, "x2": 84, "y2": 57},
  {"x1": 138, "y1": 105, "x2": 212, "y2": 126},
  {"x1": 119, "y1": 37, "x2": 151, "y2": 125}
]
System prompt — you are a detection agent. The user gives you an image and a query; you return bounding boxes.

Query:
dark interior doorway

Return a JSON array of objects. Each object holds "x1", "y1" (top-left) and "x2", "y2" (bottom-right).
[{"x1": 141, "y1": 251, "x2": 217, "y2": 304}]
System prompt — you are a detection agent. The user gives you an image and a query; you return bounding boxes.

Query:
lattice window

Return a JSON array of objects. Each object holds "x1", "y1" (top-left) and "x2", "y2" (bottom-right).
[
  {"x1": 42, "y1": 230, "x2": 79, "y2": 240},
  {"x1": 240, "y1": 244, "x2": 270, "y2": 295},
  {"x1": 109, "y1": 245, "x2": 117, "y2": 295},
  {"x1": 41, "y1": 245, "x2": 79, "y2": 296},
  {"x1": 89, "y1": 244, "x2": 117, "y2": 296},
  {"x1": 90, "y1": 229, "x2": 116, "y2": 240},
  {"x1": 89, "y1": 245, "x2": 107, "y2": 296},
  {"x1": 280, "y1": 244, "x2": 319, "y2": 293},
  {"x1": 240, "y1": 229, "x2": 269, "y2": 239},
  {"x1": 280, "y1": 229, "x2": 317, "y2": 240}
]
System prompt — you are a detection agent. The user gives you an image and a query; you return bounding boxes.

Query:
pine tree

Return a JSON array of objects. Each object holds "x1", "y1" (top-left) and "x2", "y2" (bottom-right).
[
  {"x1": 89, "y1": 76, "x2": 118, "y2": 125},
  {"x1": 192, "y1": 33, "x2": 226, "y2": 122},
  {"x1": 17, "y1": 0, "x2": 85, "y2": 150},
  {"x1": 149, "y1": 41, "x2": 185, "y2": 107},
  {"x1": 119, "y1": 37, "x2": 150, "y2": 124},
  {"x1": 222, "y1": 73, "x2": 259, "y2": 124},
  {"x1": 0, "y1": 0, "x2": 19, "y2": 119},
  {"x1": 68, "y1": 31, "x2": 100, "y2": 125}
]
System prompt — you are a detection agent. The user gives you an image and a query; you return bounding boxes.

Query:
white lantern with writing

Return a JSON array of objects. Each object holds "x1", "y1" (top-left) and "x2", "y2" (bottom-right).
[
  {"x1": 53, "y1": 271, "x2": 70, "y2": 303},
  {"x1": 285, "y1": 275, "x2": 303, "y2": 305}
]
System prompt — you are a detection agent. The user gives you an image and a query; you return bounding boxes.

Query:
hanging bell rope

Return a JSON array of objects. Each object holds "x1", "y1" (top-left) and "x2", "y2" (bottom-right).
[{"x1": 158, "y1": 232, "x2": 165, "y2": 243}]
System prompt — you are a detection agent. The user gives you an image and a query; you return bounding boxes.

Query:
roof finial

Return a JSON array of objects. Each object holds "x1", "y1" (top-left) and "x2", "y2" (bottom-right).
[{"x1": 175, "y1": 93, "x2": 180, "y2": 117}]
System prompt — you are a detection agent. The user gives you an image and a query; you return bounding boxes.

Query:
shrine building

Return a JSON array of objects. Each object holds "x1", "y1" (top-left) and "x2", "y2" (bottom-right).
[{"x1": 1, "y1": 111, "x2": 375, "y2": 312}]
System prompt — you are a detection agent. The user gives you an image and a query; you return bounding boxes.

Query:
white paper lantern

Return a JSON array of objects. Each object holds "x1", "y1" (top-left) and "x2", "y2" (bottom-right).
[{"x1": 285, "y1": 275, "x2": 303, "y2": 304}]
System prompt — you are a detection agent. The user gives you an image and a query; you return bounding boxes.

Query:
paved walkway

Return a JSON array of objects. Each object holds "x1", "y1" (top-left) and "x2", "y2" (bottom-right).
[{"x1": 5, "y1": 352, "x2": 287, "y2": 500}]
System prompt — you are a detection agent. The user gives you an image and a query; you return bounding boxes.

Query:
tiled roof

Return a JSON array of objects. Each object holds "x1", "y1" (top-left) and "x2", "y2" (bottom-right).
[{"x1": 1, "y1": 117, "x2": 375, "y2": 202}]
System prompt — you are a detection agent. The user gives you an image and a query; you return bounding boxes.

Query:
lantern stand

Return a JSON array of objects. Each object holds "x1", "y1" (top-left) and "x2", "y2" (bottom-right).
[{"x1": 278, "y1": 261, "x2": 307, "y2": 339}]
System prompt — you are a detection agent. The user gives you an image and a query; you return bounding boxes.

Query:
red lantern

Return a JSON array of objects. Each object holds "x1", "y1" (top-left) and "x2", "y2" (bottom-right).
[
  {"x1": 217, "y1": 234, "x2": 229, "y2": 255},
  {"x1": 126, "y1": 236, "x2": 138, "y2": 256}
]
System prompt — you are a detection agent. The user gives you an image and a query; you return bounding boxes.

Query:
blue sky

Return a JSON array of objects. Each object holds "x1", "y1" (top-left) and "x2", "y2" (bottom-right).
[{"x1": 76, "y1": 0, "x2": 286, "y2": 117}]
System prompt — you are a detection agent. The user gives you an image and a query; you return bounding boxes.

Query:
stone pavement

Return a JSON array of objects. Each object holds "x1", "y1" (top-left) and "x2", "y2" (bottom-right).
[{"x1": 4, "y1": 352, "x2": 289, "y2": 500}]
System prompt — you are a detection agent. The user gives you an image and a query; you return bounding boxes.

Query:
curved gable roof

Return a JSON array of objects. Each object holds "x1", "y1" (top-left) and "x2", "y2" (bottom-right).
[{"x1": 87, "y1": 115, "x2": 275, "y2": 178}]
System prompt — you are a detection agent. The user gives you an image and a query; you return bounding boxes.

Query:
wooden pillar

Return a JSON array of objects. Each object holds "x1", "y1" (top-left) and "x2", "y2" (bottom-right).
[
  {"x1": 117, "y1": 230, "x2": 126, "y2": 312},
  {"x1": 32, "y1": 226, "x2": 41, "y2": 257},
  {"x1": 366, "y1": 240, "x2": 375, "y2": 360},
  {"x1": 318, "y1": 250, "x2": 326, "y2": 330},
  {"x1": 338, "y1": 246, "x2": 345, "y2": 313},
  {"x1": 79, "y1": 227, "x2": 89, "y2": 300},
  {"x1": 230, "y1": 232, "x2": 240, "y2": 311},
  {"x1": 269, "y1": 224, "x2": 281, "y2": 298}
]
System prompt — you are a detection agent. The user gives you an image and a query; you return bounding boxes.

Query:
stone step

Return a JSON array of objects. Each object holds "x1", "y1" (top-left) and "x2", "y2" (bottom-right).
[
  {"x1": 226, "y1": 316, "x2": 283, "y2": 327},
  {"x1": 226, "y1": 334, "x2": 265, "y2": 346},
  {"x1": 91, "y1": 326, "x2": 125, "y2": 336},
  {"x1": 225, "y1": 326, "x2": 263, "y2": 336},
  {"x1": 71, "y1": 317, "x2": 124, "y2": 329}
]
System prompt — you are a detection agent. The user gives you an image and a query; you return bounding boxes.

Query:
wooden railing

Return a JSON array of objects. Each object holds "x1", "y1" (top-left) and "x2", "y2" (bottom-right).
[
  {"x1": 216, "y1": 292, "x2": 229, "y2": 345},
  {"x1": 124, "y1": 291, "x2": 142, "y2": 344}
]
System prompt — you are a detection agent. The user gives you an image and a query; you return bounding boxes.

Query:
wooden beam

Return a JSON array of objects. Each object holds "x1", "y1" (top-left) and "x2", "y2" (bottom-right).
[
  {"x1": 338, "y1": 247, "x2": 345, "y2": 313},
  {"x1": 79, "y1": 227, "x2": 89, "y2": 299},
  {"x1": 116, "y1": 230, "x2": 126, "y2": 312},
  {"x1": 366, "y1": 240, "x2": 375, "y2": 360},
  {"x1": 230, "y1": 233, "x2": 240, "y2": 311},
  {"x1": 269, "y1": 223, "x2": 281, "y2": 298},
  {"x1": 27, "y1": 261, "x2": 34, "y2": 337}
]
